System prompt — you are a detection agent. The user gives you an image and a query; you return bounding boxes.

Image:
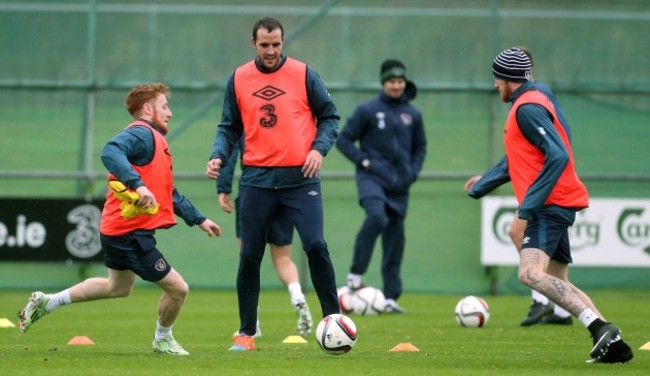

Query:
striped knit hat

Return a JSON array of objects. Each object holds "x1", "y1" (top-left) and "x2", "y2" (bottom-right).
[{"x1": 492, "y1": 47, "x2": 532, "y2": 82}]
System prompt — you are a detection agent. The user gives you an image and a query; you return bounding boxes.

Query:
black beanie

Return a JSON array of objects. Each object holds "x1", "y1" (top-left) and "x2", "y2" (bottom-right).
[
  {"x1": 492, "y1": 47, "x2": 532, "y2": 82},
  {"x1": 380, "y1": 59, "x2": 406, "y2": 84}
]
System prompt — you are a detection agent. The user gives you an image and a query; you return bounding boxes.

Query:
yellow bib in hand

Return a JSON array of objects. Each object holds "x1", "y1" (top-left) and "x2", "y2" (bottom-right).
[{"x1": 108, "y1": 180, "x2": 159, "y2": 219}]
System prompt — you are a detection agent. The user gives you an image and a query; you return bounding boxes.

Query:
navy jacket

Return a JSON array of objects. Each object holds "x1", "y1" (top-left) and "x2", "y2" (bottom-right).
[
  {"x1": 216, "y1": 138, "x2": 243, "y2": 194},
  {"x1": 337, "y1": 90, "x2": 427, "y2": 217}
]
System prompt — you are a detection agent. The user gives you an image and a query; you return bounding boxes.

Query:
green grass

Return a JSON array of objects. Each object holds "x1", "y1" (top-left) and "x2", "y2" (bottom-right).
[{"x1": 1, "y1": 289, "x2": 648, "y2": 375}]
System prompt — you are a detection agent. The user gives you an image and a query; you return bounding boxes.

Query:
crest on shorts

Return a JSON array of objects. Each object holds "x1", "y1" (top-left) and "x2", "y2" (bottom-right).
[{"x1": 155, "y1": 258, "x2": 167, "y2": 272}]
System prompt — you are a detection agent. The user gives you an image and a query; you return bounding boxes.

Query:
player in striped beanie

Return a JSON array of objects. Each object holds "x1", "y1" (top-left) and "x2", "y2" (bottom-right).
[
  {"x1": 476, "y1": 46, "x2": 635, "y2": 364},
  {"x1": 492, "y1": 47, "x2": 533, "y2": 82}
]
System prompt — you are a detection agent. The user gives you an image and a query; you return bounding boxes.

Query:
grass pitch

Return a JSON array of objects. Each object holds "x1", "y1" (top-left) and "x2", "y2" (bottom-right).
[{"x1": 1, "y1": 289, "x2": 648, "y2": 375}]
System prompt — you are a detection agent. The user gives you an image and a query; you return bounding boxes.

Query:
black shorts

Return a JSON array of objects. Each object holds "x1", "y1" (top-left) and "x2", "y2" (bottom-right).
[
  {"x1": 101, "y1": 233, "x2": 171, "y2": 282},
  {"x1": 522, "y1": 206, "x2": 576, "y2": 264},
  {"x1": 235, "y1": 197, "x2": 294, "y2": 246}
]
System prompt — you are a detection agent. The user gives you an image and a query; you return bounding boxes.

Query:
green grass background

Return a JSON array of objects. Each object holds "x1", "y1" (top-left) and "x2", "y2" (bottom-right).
[{"x1": 1, "y1": 289, "x2": 648, "y2": 375}]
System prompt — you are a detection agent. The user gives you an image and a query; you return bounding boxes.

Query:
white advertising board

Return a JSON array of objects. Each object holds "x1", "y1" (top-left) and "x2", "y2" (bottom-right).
[{"x1": 480, "y1": 197, "x2": 650, "y2": 267}]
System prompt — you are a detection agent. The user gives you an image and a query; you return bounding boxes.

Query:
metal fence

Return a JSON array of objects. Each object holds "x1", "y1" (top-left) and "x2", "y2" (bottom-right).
[{"x1": 1, "y1": 0, "x2": 649, "y2": 192}]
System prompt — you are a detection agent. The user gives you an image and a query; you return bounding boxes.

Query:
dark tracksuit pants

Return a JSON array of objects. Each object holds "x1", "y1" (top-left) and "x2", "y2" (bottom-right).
[
  {"x1": 236, "y1": 183, "x2": 339, "y2": 336},
  {"x1": 350, "y1": 197, "x2": 405, "y2": 301}
]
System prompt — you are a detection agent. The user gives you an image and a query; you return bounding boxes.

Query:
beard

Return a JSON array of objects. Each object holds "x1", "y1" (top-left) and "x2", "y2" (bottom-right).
[{"x1": 151, "y1": 110, "x2": 169, "y2": 135}]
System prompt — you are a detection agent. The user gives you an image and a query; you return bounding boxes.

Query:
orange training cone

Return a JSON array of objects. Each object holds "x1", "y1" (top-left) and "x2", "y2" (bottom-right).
[
  {"x1": 389, "y1": 342, "x2": 420, "y2": 352},
  {"x1": 67, "y1": 336, "x2": 95, "y2": 345}
]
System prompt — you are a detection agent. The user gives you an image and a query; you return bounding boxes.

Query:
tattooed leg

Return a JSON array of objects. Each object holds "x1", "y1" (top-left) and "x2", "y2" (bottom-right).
[
  {"x1": 547, "y1": 260, "x2": 605, "y2": 319},
  {"x1": 518, "y1": 248, "x2": 588, "y2": 317}
]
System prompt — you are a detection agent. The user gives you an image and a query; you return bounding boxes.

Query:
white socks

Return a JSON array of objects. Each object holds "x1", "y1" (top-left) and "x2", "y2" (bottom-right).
[
  {"x1": 155, "y1": 322, "x2": 172, "y2": 341},
  {"x1": 45, "y1": 289, "x2": 72, "y2": 313},
  {"x1": 578, "y1": 308, "x2": 599, "y2": 328},
  {"x1": 288, "y1": 282, "x2": 305, "y2": 306},
  {"x1": 554, "y1": 305, "x2": 572, "y2": 318},
  {"x1": 347, "y1": 273, "x2": 362, "y2": 289},
  {"x1": 531, "y1": 289, "x2": 549, "y2": 305}
]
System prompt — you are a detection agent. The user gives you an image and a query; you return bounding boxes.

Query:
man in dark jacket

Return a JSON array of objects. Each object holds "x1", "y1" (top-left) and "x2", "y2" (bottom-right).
[{"x1": 336, "y1": 59, "x2": 427, "y2": 313}]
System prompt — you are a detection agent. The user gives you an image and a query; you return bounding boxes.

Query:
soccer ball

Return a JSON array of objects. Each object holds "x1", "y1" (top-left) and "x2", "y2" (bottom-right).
[
  {"x1": 454, "y1": 295, "x2": 490, "y2": 327},
  {"x1": 351, "y1": 286, "x2": 386, "y2": 315},
  {"x1": 315, "y1": 314, "x2": 358, "y2": 355},
  {"x1": 337, "y1": 286, "x2": 354, "y2": 314}
]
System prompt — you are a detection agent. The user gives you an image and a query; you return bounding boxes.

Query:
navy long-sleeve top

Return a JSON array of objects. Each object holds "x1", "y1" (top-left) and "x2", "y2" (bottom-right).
[
  {"x1": 101, "y1": 119, "x2": 206, "y2": 226},
  {"x1": 216, "y1": 138, "x2": 243, "y2": 194},
  {"x1": 468, "y1": 81, "x2": 576, "y2": 220},
  {"x1": 209, "y1": 54, "x2": 340, "y2": 189},
  {"x1": 336, "y1": 90, "x2": 427, "y2": 216}
]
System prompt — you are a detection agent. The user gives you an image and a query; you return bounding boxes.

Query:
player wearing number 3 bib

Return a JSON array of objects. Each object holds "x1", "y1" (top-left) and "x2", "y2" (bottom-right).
[{"x1": 207, "y1": 17, "x2": 340, "y2": 351}]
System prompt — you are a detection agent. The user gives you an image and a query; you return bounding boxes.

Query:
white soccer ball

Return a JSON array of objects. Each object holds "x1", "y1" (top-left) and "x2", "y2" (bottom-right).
[
  {"x1": 337, "y1": 286, "x2": 354, "y2": 314},
  {"x1": 454, "y1": 295, "x2": 490, "y2": 328},
  {"x1": 351, "y1": 286, "x2": 386, "y2": 315},
  {"x1": 315, "y1": 314, "x2": 358, "y2": 355}
]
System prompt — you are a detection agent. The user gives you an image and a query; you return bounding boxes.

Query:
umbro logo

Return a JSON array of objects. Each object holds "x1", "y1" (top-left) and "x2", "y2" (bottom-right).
[
  {"x1": 308, "y1": 191, "x2": 319, "y2": 196},
  {"x1": 522, "y1": 236, "x2": 530, "y2": 244},
  {"x1": 253, "y1": 86, "x2": 286, "y2": 101}
]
